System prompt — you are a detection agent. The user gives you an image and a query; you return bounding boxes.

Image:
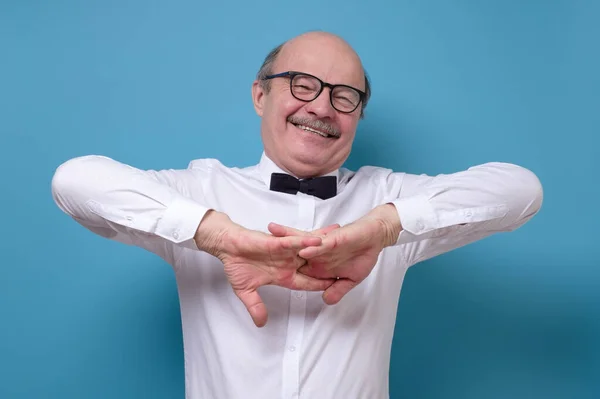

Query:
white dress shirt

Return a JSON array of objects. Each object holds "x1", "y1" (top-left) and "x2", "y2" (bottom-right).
[{"x1": 51, "y1": 152, "x2": 543, "y2": 399}]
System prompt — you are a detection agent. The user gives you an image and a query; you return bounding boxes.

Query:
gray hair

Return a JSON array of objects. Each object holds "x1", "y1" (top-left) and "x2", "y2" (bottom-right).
[{"x1": 256, "y1": 42, "x2": 372, "y2": 118}]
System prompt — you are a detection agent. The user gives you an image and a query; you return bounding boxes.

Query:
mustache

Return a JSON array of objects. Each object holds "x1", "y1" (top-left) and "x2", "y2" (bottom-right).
[{"x1": 287, "y1": 116, "x2": 341, "y2": 137}]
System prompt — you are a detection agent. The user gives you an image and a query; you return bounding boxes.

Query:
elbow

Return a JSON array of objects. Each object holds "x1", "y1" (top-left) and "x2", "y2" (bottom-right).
[
  {"x1": 515, "y1": 164, "x2": 543, "y2": 214},
  {"x1": 501, "y1": 163, "x2": 544, "y2": 228},
  {"x1": 51, "y1": 155, "x2": 110, "y2": 214},
  {"x1": 52, "y1": 155, "x2": 95, "y2": 197}
]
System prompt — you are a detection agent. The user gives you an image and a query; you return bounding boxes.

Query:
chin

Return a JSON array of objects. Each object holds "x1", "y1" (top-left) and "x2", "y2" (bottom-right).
[{"x1": 288, "y1": 152, "x2": 338, "y2": 177}]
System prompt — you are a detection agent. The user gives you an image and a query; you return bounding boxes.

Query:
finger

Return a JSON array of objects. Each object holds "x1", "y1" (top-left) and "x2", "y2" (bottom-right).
[
  {"x1": 322, "y1": 279, "x2": 357, "y2": 305},
  {"x1": 295, "y1": 255, "x2": 308, "y2": 269},
  {"x1": 297, "y1": 236, "x2": 337, "y2": 259},
  {"x1": 269, "y1": 223, "x2": 340, "y2": 238},
  {"x1": 268, "y1": 222, "x2": 306, "y2": 238},
  {"x1": 298, "y1": 263, "x2": 337, "y2": 279},
  {"x1": 235, "y1": 289, "x2": 268, "y2": 327},
  {"x1": 291, "y1": 272, "x2": 336, "y2": 291},
  {"x1": 278, "y1": 235, "x2": 322, "y2": 251}
]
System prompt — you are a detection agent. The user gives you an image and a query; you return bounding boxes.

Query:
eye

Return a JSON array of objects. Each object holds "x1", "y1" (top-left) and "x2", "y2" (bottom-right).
[
  {"x1": 333, "y1": 94, "x2": 353, "y2": 105},
  {"x1": 294, "y1": 84, "x2": 315, "y2": 91},
  {"x1": 292, "y1": 75, "x2": 320, "y2": 93},
  {"x1": 332, "y1": 87, "x2": 360, "y2": 110}
]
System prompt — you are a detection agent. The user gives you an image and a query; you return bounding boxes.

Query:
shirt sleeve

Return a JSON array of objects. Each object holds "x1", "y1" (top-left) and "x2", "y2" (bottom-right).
[
  {"x1": 51, "y1": 155, "x2": 211, "y2": 263},
  {"x1": 387, "y1": 162, "x2": 543, "y2": 266}
]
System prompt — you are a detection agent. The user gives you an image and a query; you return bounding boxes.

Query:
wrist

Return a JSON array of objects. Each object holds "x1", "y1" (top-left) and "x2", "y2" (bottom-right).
[
  {"x1": 194, "y1": 210, "x2": 232, "y2": 257},
  {"x1": 369, "y1": 204, "x2": 402, "y2": 248}
]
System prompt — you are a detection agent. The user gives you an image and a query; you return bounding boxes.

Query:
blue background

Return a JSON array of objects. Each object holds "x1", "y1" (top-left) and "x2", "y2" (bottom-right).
[{"x1": 1, "y1": 0, "x2": 598, "y2": 398}]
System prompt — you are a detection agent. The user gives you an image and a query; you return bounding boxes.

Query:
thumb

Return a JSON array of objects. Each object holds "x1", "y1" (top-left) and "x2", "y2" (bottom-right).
[
  {"x1": 235, "y1": 288, "x2": 268, "y2": 327},
  {"x1": 322, "y1": 278, "x2": 357, "y2": 305}
]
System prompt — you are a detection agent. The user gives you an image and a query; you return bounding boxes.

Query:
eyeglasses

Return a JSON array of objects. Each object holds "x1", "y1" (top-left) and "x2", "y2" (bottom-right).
[{"x1": 262, "y1": 71, "x2": 365, "y2": 114}]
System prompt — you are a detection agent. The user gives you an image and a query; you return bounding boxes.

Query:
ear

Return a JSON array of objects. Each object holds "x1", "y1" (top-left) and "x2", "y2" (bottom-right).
[{"x1": 252, "y1": 80, "x2": 266, "y2": 117}]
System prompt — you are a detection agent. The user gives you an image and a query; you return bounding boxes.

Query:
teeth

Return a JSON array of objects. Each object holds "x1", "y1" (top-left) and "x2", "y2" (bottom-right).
[{"x1": 296, "y1": 124, "x2": 329, "y2": 137}]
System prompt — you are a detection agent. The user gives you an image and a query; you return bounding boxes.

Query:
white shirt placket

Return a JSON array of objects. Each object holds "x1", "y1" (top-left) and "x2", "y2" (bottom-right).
[{"x1": 281, "y1": 195, "x2": 315, "y2": 399}]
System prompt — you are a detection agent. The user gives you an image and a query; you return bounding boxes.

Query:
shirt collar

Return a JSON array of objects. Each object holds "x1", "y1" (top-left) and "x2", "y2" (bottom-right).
[{"x1": 258, "y1": 152, "x2": 340, "y2": 188}]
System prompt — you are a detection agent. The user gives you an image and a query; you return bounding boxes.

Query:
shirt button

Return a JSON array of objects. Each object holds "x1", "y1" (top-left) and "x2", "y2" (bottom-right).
[
  {"x1": 289, "y1": 345, "x2": 296, "y2": 352},
  {"x1": 173, "y1": 231, "x2": 180, "y2": 240},
  {"x1": 126, "y1": 216, "x2": 133, "y2": 221},
  {"x1": 295, "y1": 292, "x2": 304, "y2": 299},
  {"x1": 465, "y1": 211, "x2": 472, "y2": 218},
  {"x1": 416, "y1": 221, "x2": 424, "y2": 231}
]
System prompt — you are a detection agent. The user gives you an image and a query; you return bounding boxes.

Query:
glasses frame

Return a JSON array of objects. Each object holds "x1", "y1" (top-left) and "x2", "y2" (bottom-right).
[{"x1": 262, "y1": 71, "x2": 366, "y2": 114}]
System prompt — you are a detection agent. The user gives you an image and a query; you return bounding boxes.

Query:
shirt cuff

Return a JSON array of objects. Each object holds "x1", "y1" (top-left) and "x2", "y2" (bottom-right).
[
  {"x1": 390, "y1": 195, "x2": 509, "y2": 245},
  {"x1": 154, "y1": 196, "x2": 211, "y2": 250},
  {"x1": 390, "y1": 195, "x2": 437, "y2": 245}
]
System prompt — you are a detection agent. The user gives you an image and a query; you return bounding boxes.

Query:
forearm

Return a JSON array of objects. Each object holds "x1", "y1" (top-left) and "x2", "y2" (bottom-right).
[
  {"x1": 384, "y1": 162, "x2": 543, "y2": 264},
  {"x1": 390, "y1": 162, "x2": 542, "y2": 242},
  {"x1": 51, "y1": 155, "x2": 210, "y2": 249}
]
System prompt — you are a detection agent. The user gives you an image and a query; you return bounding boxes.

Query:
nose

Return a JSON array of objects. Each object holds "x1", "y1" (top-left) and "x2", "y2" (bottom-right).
[{"x1": 304, "y1": 87, "x2": 336, "y2": 119}]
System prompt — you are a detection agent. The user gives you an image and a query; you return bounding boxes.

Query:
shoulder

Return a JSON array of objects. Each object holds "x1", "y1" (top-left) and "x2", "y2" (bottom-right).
[
  {"x1": 186, "y1": 157, "x2": 261, "y2": 181},
  {"x1": 340, "y1": 165, "x2": 408, "y2": 198},
  {"x1": 341, "y1": 164, "x2": 407, "y2": 185},
  {"x1": 187, "y1": 157, "x2": 224, "y2": 171}
]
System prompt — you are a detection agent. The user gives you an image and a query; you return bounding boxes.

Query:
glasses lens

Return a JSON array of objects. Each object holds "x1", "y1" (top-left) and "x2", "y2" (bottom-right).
[
  {"x1": 331, "y1": 86, "x2": 361, "y2": 113},
  {"x1": 291, "y1": 74, "x2": 321, "y2": 100}
]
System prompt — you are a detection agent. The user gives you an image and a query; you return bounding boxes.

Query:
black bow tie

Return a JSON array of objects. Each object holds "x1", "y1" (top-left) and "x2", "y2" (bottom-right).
[{"x1": 270, "y1": 173, "x2": 337, "y2": 200}]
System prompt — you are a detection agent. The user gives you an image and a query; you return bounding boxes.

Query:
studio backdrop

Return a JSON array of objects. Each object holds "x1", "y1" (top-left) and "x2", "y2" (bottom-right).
[{"x1": 1, "y1": 0, "x2": 598, "y2": 398}]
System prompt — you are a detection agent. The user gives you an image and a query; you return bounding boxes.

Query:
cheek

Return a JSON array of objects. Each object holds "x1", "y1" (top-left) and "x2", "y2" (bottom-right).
[
  {"x1": 283, "y1": 100, "x2": 307, "y2": 118},
  {"x1": 266, "y1": 97, "x2": 304, "y2": 124},
  {"x1": 272, "y1": 87, "x2": 303, "y2": 112},
  {"x1": 338, "y1": 116, "x2": 360, "y2": 141}
]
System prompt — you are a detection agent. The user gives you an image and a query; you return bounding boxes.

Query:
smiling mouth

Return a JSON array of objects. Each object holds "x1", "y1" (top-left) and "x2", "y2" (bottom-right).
[{"x1": 291, "y1": 123, "x2": 338, "y2": 139}]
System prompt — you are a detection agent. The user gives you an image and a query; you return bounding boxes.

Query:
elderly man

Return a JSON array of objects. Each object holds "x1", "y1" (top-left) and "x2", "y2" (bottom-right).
[{"x1": 51, "y1": 31, "x2": 543, "y2": 399}]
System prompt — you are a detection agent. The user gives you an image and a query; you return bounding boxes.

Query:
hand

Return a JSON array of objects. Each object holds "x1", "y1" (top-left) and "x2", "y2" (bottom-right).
[
  {"x1": 194, "y1": 210, "x2": 339, "y2": 327},
  {"x1": 269, "y1": 204, "x2": 402, "y2": 305}
]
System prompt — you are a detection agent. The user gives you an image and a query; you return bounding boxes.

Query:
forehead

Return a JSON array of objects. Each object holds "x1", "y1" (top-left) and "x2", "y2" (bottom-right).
[{"x1": 275, "y1": 36, "x2": 365, "y2": 90}]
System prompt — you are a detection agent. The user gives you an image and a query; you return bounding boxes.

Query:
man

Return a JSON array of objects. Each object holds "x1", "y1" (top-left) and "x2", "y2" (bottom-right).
[{"x1": 51, "y1": 31, "x2": 543, "y2": 399}]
